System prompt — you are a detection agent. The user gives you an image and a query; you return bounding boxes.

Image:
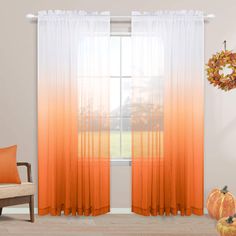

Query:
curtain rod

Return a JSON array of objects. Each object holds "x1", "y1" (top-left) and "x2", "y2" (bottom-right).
[{"x1": 26, "y1": 13, "x2": 215, "y2": 22}]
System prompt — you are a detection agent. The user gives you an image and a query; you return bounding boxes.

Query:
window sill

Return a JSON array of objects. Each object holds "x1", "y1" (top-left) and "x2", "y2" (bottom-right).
[{"x1": 111, "y1": 159, "x2": 131, "y2": 166}]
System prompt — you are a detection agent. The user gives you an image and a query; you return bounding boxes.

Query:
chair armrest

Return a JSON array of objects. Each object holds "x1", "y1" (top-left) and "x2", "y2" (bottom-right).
[{"x1": 17, "y1": 162, "x2": 32, "y2": 182}]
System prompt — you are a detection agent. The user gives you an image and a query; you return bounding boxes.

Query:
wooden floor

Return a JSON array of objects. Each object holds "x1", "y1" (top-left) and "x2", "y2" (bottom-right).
[{"x1": 0, "y1": 214, "x2": 218, "y2": 236}]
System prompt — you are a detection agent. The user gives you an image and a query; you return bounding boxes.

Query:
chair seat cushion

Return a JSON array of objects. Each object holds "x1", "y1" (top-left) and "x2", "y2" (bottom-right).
[{"x1": 0, "y1": 182, "x2": 35, "y2": 199}]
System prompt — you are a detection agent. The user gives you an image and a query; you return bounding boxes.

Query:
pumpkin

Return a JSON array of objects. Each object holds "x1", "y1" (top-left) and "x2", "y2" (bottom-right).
[
  {"x1": 217, "y1": 214, "x2": 236, "y2": 236},
  {"x1": 207, "y1": 186, "x2": 236, "y2": 220}
]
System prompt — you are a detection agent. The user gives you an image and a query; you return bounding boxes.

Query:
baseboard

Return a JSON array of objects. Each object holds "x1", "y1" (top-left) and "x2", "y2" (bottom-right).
[
  {"x1": 110, "y1": 208, "x2": 132, "y2": 214},
  {"x1": 2, "y1": 207, "x2": 207, "y2": 215},
  {"x1": 2, "y1": 207, "x2": 131, "y2": 215}
]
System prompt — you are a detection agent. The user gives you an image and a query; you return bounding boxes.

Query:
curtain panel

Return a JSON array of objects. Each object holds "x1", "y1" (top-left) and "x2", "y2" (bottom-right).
[
  {"x1": 38, "y1": 11, "x2": 110, "y2": 216},
  {"x1": 131, "y1": 11, "x2": 204, "y2": 216}
]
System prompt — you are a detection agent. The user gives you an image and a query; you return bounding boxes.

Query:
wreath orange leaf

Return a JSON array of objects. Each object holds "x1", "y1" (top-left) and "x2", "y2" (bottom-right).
[{"x1": 206, "y1": 50, "x2": 236, "y2": 91}]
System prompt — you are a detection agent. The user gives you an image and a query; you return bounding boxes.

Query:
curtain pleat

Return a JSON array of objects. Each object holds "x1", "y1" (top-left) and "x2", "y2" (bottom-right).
[
  {"x1": 131, "y1": 11, "x2": 204, "y2": 216},
  {"x1": 38, "y1": 10, "x2": 110, "y2": 216}
]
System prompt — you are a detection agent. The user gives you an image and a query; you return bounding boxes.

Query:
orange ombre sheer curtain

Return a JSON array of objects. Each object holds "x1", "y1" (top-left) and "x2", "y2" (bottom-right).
[
  {"x1": 131, "y1": 11, "x2": 204, "y2": 216},
  {"x1": 38, "y1": 11, "x2": 110, "y2": 216}
]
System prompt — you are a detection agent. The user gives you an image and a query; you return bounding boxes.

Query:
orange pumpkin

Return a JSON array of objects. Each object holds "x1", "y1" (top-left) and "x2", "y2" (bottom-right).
[
  {"x1": 217, "y1": 214, "x2": 236, "y2": 236},
  {"x1": 207, "y1": 186, "x2": 236, "y2": 220}
]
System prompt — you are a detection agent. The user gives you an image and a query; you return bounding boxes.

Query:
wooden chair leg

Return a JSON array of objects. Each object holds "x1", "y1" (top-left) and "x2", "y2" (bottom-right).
[
  {"x1": 29, "y1": 195, "x2": 34, "y2": 223},
  {"x1": 0, "y1": 208, "x2": 2, "y2": 216}
]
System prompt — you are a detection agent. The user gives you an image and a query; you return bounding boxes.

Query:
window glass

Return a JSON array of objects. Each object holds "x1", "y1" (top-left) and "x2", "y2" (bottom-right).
[
  {"x1": 110, "y1": 37, "x2": 120, "y2": 76},
  {"x1": 121, "y1": 37, "x2": 131, "y2": 76},
  {"x1": 110, "y1": 36, "x2": 131, "y2": 159},
  {"x1": 121, "y1": 78, "x2": 131, "y2": 117},
  {"x1": 110, "y1": 78, "x2": 120, "y2": 117},
  {"x1": 121, "y1": 118, "x2": 131, "y2": 158},
  {"x1": 110, "y1": 118, "x2": 121, "y2": 157}
]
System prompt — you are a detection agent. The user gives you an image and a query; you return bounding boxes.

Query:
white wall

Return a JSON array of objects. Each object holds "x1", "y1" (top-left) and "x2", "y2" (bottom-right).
[{"x1": 0, "y1": 0, "x2": 236, "y2": 209}]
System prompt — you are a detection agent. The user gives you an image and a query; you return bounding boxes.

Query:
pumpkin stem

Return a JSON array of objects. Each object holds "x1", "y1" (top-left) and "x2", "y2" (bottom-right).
[
  {"x1": 221, "y1": 186, "x2": 228, "y2": 194},
  {"x1": 226, "y1": 216, "x2": 234, "y2": 224}
]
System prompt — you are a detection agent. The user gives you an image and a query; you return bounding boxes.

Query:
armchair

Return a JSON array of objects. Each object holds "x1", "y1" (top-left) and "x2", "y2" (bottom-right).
[{"x1": 0, "y1": 162, "x2": 35, "y2": 222}]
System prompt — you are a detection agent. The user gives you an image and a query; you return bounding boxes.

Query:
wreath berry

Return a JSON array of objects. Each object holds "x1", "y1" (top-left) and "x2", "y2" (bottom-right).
[{"x1": 206, "y1": 50, "x2": 236, "y2": 91}]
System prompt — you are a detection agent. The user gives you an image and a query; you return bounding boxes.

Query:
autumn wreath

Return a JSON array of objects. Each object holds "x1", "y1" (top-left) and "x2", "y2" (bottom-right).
[{"x1": 206, "y1": 50, "x2": 236, "y2": 91}]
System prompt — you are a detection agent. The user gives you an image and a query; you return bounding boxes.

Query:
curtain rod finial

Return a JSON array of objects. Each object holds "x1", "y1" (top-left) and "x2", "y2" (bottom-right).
[
  {"x1": 26, "y1": 14, "x2": 36, "y2": 19},
  {"x1": 206, "y1": 14, "x2": 215, "y2": 18}
]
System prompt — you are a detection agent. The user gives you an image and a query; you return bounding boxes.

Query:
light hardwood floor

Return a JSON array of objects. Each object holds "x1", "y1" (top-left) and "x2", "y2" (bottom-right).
[{"x1": 0, "y1": 214, "x2": 218, "y2": 236}]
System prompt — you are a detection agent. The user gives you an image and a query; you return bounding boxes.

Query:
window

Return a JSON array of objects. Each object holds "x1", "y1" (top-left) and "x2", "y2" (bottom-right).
[{"x1": 110, "y1": 36, "x2": 132, "y2": 159}]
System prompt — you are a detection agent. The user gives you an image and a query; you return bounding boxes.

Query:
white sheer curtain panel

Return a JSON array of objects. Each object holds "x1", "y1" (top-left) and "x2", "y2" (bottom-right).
[
  {"x1": 131, "y1": 11, "x2": 204, "y2": 216},
  {"x1": 38, "y1": 11, "x2": 111, "y2": 216}
]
